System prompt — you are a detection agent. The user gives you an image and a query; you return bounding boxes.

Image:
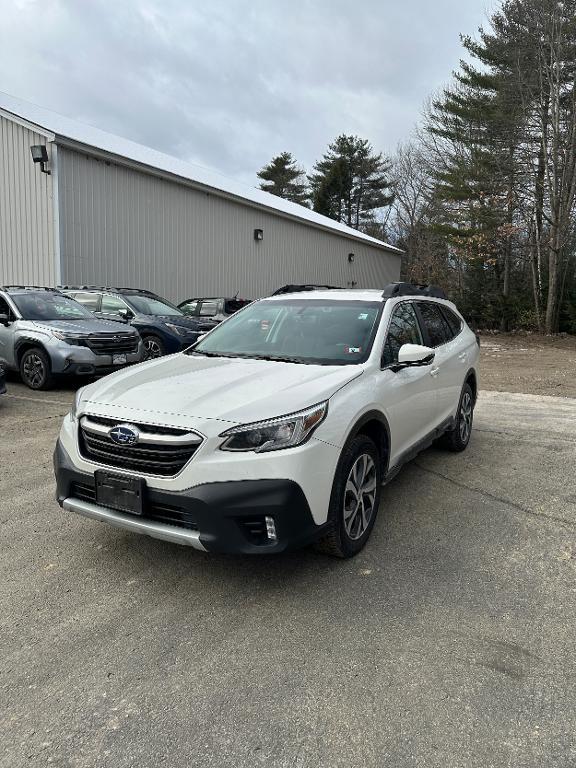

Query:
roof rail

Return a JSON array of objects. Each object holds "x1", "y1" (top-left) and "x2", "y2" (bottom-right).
[
  {"x1": 271, "y1": 284, "x2": 342, "y2": 296},
  {"x1": 382, "y1": 282, "x2": 447, "y2": 300},
  {"x1": 1, "y1": 285, "x2": 61, "y2": 292},
  {"x1": 58, "y1": 285, "x2": 158, "y2": 296}
]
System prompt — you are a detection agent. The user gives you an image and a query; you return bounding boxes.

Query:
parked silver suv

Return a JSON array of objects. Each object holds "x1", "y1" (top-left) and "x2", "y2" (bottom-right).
[{"x1": 0, "y1": 287, "x2": 144, "y2": 390}]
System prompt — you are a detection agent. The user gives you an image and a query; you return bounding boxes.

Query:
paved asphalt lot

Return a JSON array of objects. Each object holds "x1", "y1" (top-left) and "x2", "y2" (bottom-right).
[{"x1": 1, "y1": 381, "x2": 576, "y2": 768}]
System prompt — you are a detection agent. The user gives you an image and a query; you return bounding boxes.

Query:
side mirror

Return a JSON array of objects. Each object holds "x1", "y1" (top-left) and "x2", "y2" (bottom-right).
[
  {"x1": 118, "y1": 308, "x2": 134, "y2": 320},
  {"x1": 0, "y1": 312, "x2": 9, "y2": 326},
  {"x1": 394, "y1": 343, "x2": 435, "y2": 371}
]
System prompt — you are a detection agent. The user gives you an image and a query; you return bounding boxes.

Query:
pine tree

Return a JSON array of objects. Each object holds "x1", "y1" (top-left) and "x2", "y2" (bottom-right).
[
  {"x1": 309, "y1": 135, "x2": 394, "y2": 231},
  {"x1": 257, "y1": 152, "x2": 309, "y2": 206}
]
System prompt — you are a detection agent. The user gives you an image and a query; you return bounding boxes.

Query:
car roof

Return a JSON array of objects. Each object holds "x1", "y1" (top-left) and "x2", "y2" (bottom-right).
[{"x1": 264, "y1": 288, "x2": 385, "y2": 302}]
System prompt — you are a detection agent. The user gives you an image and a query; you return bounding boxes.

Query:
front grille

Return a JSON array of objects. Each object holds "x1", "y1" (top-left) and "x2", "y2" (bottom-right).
[
  {"x1": 79, "y1": 416, "x2": 202, "y2": 476},
  {"x1": 70, "y1": 482, "x2": 199, "y2": 531},
  {"x1": 82, "y1": 334, "x2": 139, "y2": 356}
]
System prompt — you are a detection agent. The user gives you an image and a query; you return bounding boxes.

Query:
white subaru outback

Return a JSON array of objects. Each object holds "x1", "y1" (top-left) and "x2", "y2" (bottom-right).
[{"x1": 54, "y1": 283, "x2": 479, "y2": 558}]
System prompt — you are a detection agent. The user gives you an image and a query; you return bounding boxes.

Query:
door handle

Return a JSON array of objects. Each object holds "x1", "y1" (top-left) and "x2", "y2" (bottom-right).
[
  {"x1": 430, "y1": 366, "x2": 440, "y2": 377},
  {"x1": 458, "y1": 352, "x2": 467, "y2": 362}
]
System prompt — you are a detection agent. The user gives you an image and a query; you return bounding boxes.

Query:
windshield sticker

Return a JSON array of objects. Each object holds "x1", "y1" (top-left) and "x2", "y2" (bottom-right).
[
  {"x1": 358, "y1": 313, "x2": 369, "y2": 320},
  {"x1": 345, "y1": 346, "x2": 361, "y2": 354}
]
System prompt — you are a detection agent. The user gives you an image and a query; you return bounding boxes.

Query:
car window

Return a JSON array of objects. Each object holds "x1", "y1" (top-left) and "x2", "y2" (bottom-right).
[
  {"x1": 199, "y1": 300, "x2": 219, "y2": 317},
  {"x1": 0, "y1": 297, "x2": 15, "y2": 319},
  {"x1": 439, "y1": 306, "x2": 462, "y2": 339},
  {"x1": 101, "y1": 294, "x2": 128, "y2": 313},
  {"x1": 417, "y1": 302, "x2": 451, "y2": 347},
  {"x1": 224, "y1": 299, "x2": 251, "y2": 314},
  {"x1": 180, "y1": 300, "x2": 200, "y2": 316},
  {"x1": 11, "y1": 292, "x2": 94, "y2": 321},
  {"x1": 191, "y1": 298, "x2": 382, "y2": 366},
  {"x1": 72, "y1": 292, "x2": 101, "y2": 311},
  {"x1": 382, "y1": 302, "x2": 423, "y2": 367},
  {"x1": 127, "y1": 295, "x2": 183, "y2": 316}
]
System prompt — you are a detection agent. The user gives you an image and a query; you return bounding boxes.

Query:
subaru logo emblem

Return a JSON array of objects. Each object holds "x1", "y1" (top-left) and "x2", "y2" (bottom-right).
[{"x1": 108, "y1": 424, "x2": 140, "y2": 445}]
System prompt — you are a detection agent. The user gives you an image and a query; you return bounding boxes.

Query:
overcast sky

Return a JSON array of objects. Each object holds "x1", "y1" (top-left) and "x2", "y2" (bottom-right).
[{"x1": 0, "y1": 0, "x2": 493, "y2": 187}]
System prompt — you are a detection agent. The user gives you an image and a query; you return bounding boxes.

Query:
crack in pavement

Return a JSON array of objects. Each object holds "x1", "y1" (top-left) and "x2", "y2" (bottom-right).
[{"x1": 413, "y1": 462, "x2": 576, "y2": 530}]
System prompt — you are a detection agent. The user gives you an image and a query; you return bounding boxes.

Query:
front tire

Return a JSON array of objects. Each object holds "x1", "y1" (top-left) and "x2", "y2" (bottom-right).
[
  {"x1": 20, "y1": 347, "x2": 53, "y2": 390},
  {"x1": 315, "y1": 435, "x2": 382, "y2": 558},
  {"x1": 142, "y1": 335, "x2": 165, "y2": 360},
  {"x1": 439, "y1": 382, "x2": 474, "y2": 452}
]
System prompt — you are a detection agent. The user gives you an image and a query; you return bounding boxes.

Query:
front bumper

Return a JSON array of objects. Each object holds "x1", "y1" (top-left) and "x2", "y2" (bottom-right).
[
  {"x1": 49, "y1": 341, "x2": 144, "y2": 375},
  {"x1": 54, "y1": 440, "x2": 327, "y2": 554}
]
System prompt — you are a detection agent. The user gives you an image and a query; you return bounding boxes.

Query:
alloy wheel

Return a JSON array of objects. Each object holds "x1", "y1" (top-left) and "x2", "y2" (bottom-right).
[
  {"x1": 23, "y1": 354, "x2": 46, "y2": 388},
  {"x1": 144, "y1": 338, "x2": 163, "y2": 359},
  {"x1": 343, "y1": 453, "x2": 377, "y2": 540},
  {"x1": 459, "y1": 391, "x2": 473, "y2": 443}
]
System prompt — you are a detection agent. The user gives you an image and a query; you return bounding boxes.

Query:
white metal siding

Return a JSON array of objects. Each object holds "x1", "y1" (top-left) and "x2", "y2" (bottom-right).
[
  {"x1": 58, "y1": 148, "x2": 401, "y2": 301},
  {"x1": 0, "y1": 115, "x2": 56, "y2": 285}
]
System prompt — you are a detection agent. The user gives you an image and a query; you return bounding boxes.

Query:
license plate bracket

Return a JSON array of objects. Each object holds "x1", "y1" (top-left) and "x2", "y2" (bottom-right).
[
  {"x1": 95, "y1": 470, "x2": 145, "y2": 516},
  {"x1": 113, "y1": 353, "x2": 127, "y2": 365}
]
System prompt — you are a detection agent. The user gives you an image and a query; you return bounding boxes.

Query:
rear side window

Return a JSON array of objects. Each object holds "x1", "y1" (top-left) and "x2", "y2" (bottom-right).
[
  {"x1": 199, "y1": 300, "x2": 219, "y2": 317},
  {"x1": 439, "y1": 306, "x2": 462, "y2": 339},
  {"x1": 382, "y1": 302, "x2": 423, "y2": 367},
  {"x1": 180, "y1": 300, "x2": 200, "y2": 316},
  {"x1": 101, "y1": 294, "x2": 128, "y2": 313},
  {"x1": 417, "y1": 302, "x2": 451, "y2": 347},
  {"x1": 72, "y1": 292, "x2": 100, "y2": 311}
]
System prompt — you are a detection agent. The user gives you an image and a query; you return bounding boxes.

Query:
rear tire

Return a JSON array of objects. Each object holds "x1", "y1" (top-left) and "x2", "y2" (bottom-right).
[
  {"x1": 142, "y1": 335, "x2": 165, "y2": 360},
  {"x1": 439, "y1": 382, "x2": 474, "y2": 452},
  {"x1": 20, "y1": 347, "x2": 53, "y2": 390},
  {"x1": 314, "y1": 435, "x2": 382, "y2": 558}
]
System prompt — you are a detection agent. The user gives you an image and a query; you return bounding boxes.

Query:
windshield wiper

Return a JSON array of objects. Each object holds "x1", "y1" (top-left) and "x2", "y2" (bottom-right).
[
  {"x1": 249, "y1": 354, "x2": 307, "y2": 364},
  {"x1": 188, "y1": 350, "x2": 236, "y2": 358}
]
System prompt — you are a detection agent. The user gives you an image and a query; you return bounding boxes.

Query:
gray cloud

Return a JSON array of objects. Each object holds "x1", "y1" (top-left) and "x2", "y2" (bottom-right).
[{"x1": 0, "y1": 0, "x2": 491, "y2": 185}]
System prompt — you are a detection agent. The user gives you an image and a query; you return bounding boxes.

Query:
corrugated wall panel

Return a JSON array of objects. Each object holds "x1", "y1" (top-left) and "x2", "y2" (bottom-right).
[
  {"x1": 58, "y1": 148, "x2": 401, "y2": 301},
  {"x1": 0, "y1": 115, "x2": 56, "y2": 285}
]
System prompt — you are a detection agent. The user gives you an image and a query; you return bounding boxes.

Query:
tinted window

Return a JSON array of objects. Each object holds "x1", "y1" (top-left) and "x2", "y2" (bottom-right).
[
  {"x1": 101, "y1": 294, "x2": 128, "y2": 313},
  {"x1": 224, "y1": 299, "x2": 251, "y2": 314},
  {"x1": 382, "y1": 303, "x2": 423, "y2": 367},
  {"x1": 417, "y1": 302, "x2": 451, "y2": 347},
  {"x1": 72, "y1": 292, "x2": 100, "y2": 311},
  {"x1": 191, "y1": 299, "x2": 382, "y2": 366},
  {"x1": 0, "y1": 297, "x2": 14, "y2": 318},
  {"x1": 439, "y1": 306, "x2": 462, "y2": 339},
  {"x1": 12, "y1": 293, "x2": 93, "y2": 321},
  {"x1": 127, "y1": 295, "x2": 183, "y2": 316}
]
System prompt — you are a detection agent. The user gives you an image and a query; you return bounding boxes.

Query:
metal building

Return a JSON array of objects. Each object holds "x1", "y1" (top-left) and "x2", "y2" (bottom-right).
[{"x1": 0, "y1": 93, "x2": 401, "y2": 300}]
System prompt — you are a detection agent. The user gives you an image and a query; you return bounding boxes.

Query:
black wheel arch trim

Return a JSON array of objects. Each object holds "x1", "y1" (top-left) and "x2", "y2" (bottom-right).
[
  {"x1": 464, "y1": 367, "x2": 478, "y2": 403},
  {"x1": 345, "y1": 409, "x2": 391, "y2": 475},
  {"x1": 15, "y1": 338, "x2": 50, "y2": 365}
]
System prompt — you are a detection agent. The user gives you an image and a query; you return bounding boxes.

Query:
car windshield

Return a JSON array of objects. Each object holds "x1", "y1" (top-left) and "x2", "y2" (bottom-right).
[
  {"x1": 189, "y1": 298, "x2": 382, "y2": 365},
  {"x1": 12, "y1": 292, "x2": 94, "y2": 321},
  {"x1": 126, "y1": 295, "x2": 183, "y2": 316}
]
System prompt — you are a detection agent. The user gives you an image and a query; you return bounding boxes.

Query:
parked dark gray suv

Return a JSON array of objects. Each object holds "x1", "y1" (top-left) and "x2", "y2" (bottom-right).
[{"x1": 0, "y1": 287, "x2": 144, "y2": 390}]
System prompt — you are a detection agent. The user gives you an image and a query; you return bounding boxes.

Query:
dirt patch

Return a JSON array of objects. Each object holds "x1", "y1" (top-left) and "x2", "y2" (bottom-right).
[{"x1": 479, "y1": 333, "x2": 576, "y2": 397}]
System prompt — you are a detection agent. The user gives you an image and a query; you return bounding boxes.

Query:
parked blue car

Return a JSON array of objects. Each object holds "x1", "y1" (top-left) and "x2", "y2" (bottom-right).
[{"x1": 62, "y1": 287, "x2": 217, "y2": 358}]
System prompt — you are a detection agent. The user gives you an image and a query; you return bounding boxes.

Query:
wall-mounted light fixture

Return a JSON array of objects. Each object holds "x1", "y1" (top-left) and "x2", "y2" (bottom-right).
[
  {"x1": 348, "y1": 252, "x2": 355, "y2": 263},
  {"x1": 254, "y1": 228, "x2": 264, "y2": 241},
  {"x1": 30, "y1": 145, "x2": 51, "y2": 175}
]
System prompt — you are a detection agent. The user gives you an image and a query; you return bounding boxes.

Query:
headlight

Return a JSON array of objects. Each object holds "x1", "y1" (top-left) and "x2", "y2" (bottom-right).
[
  {"x1": 52, "y1": 331, "x2": 82, "y2": 345},
  {"x1": 165, "y1": 323, "x2": 192, "y2": 337},
  {"x1": 70, "y1": 386, "x2": 87, "y2": 422},
  {"x1": 219, "y1": 402, "x2": 328, "y2": 453}
]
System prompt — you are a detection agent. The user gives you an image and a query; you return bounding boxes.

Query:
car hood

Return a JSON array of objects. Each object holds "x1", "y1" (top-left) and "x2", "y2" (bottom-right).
[
  {"x1": 32, "y1": 319, "x2": 138, "y2": 335},
  {"x1": 80, "y1": 353, "x2": 363, "y2": 425}
]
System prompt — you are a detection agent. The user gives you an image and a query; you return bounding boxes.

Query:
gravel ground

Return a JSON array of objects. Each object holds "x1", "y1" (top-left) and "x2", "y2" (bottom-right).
[
  {"x1": 1, "y1": 381, "x2": 576, "y2": 767},
  {"x1": 480, "y1": 333, "x2": 576, "y2": 397}
]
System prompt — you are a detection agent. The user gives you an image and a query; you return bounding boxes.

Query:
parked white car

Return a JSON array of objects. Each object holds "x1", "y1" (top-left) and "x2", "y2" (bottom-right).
[{"x1": 54, "y1": 283, "x2": 480, "y2": 557}]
